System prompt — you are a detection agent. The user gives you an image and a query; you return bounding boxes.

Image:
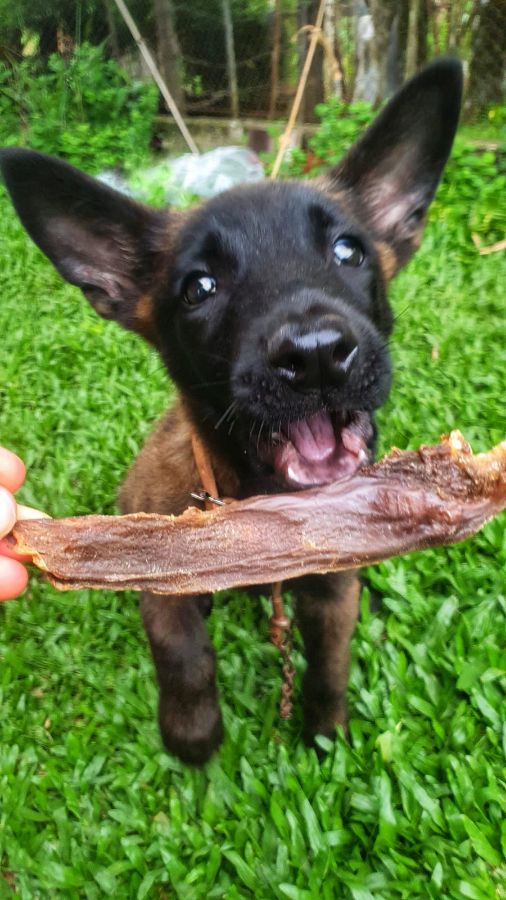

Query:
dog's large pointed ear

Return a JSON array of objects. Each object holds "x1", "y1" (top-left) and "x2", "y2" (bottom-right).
[
  {"x1": 0, "y1": 148, "x2": 171, "y2": 343},
  {"x1": 326, "y1": 59, "x2": 463, "y2": 270}
]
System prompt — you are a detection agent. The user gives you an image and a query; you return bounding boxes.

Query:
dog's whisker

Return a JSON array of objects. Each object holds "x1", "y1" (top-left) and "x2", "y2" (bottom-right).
[
  {"x1": 200, "y1": 350, "x2": 232, "y2": 366},
  {"x1": 224, "y1": 401, "x2": 238, "y2": 422},
  {"x1": 256, "y1": 417, "x2": 266, "y2": 453},
  {"x1": 214, "y1": 400, "x2": 237, "y2": 431},
  {"x1": 189, "y1": 379, "x2": 231, "y2": 390},
  {"x1": 392, "y1": 304, "x2": 410, "y2": 323}
]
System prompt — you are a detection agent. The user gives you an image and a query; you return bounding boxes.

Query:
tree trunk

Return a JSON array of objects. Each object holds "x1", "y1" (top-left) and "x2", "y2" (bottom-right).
[
  {"x1": 38, "y1": 20, "x2": 59, "y2": 58},
  {"x1": 404, "y1": 0, "x2": 421, "y2": 79},
  {"x1": 269, "y1": 0, "x2": 283, "y2": 117},
  {"x1": 447, "y1": 0, "x2": 463, "y2": 51},
  {"x1": 468, "y1": 0, "x2": 506, "y2": 111},
  {"x1": 368, "y1": 0, "x2": 399, "y2": 103},
  {"x1": 323, "y1": 0, "x2": 342, "y2": 99},
  {"x1": 417, "y1": 0, "x2": 428, "y2": 67},
  {"x1": 300, "y1": 0, "x2": 325, "y2": 123},
  {"x1": 153, "y1": 0, "x2": 185, "y2": 113},
  {"x1": 105, "y1": 0, "x2": 121, "y2": 59},
  {"x1": 381, "y1": 0, "x2": 425, "y2": 95}
]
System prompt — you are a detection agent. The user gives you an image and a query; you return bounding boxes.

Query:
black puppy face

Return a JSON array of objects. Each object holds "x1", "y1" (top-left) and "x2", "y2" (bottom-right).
[
  {"x1": 0, "y1": 60, "x2": 462, "y2": 490},
  {"x1": 156, "y1": 182, "x2": 392, "y2": 487}
]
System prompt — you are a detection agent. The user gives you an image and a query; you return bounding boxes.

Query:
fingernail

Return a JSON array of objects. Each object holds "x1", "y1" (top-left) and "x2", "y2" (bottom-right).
[{"x1": 16, "y1": 504, "x2": 51, "y2": 521}]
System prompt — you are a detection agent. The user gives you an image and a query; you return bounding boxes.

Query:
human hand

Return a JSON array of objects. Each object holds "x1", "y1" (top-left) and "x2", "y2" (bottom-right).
[{"x1": 0, "y1": 448, "x2": 48, "y2": 600}]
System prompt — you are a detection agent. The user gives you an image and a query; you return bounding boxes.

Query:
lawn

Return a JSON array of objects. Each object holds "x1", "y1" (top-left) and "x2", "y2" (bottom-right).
[{"x1": 0, "y1": 175, "x2": 505, "y2": 899}]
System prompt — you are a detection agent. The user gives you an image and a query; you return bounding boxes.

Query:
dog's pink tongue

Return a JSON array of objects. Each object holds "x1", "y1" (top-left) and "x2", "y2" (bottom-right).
[{"x1": 288, "y1": 412, "x2": 336, "y2": 461}]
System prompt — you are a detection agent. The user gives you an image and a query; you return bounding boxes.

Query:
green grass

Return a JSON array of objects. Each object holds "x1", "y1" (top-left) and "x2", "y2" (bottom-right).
[{"x1": 0, "y1": 184, "x2": 505, "y2": 899}]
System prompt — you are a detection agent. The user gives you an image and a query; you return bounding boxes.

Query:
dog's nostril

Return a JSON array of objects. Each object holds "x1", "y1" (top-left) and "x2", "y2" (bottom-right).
[
  {"x1": 270, "y1": 349, "x2": 306, "y2": 381},
  {"x1": 268, "y1": 339, "x2": 307, "y2": 381}
]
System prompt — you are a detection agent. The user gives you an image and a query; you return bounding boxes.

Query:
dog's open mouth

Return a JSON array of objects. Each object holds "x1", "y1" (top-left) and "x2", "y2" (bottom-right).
[{"x1": 258, "y1": 410, "x2": 373, "y2": 488}]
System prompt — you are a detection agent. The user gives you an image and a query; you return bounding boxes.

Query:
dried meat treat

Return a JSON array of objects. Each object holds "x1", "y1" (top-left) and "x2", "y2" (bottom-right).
[{"x1": 10, "y1": 431, "x2": 506, "y2": 595}]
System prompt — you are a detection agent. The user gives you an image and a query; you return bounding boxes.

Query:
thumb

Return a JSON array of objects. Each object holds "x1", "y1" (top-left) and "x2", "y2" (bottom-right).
[{"x1": 0, "y1": 504, "x2": 51, "y2": 562}]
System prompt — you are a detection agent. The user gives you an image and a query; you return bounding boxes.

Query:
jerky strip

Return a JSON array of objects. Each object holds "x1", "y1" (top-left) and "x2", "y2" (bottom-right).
[{"x1": 11, "y1": 432, "x2": 506, "y2": 595}]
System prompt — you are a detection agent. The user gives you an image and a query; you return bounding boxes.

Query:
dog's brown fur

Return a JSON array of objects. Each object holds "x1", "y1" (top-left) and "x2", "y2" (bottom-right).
[{"x1": 119, "y1": 400, "x2": 239, "y2": 517}]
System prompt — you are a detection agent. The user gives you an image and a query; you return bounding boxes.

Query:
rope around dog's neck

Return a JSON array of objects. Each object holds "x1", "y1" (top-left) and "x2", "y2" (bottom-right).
[{"x1": 190, "y1": 427, "x2": 294, "y2": 719}]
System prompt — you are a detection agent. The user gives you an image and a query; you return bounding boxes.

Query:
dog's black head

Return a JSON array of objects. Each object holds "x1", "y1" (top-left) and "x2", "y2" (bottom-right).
[{"x1": 0, "y1": 60, "x2": 462, "y2": 492}]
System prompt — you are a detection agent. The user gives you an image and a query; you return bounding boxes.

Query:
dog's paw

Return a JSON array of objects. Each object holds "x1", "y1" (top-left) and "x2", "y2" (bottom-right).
[{"x1": 158, "y1": 690, "x2": 224, "y2": 766}]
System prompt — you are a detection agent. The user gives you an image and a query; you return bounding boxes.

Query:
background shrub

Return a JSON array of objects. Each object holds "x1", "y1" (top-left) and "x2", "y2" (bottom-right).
[{"x1": 0, "y1": 43, "x2": 158, "y2": 172}]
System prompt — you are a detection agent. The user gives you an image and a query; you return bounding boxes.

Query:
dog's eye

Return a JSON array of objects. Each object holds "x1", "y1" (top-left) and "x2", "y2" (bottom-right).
[
  {"x1": 333, "y1": 236, "x2": 365, "y2": 267},
  {"x1": 182, "y1": 272, "x2": 217, "y2": 306}
]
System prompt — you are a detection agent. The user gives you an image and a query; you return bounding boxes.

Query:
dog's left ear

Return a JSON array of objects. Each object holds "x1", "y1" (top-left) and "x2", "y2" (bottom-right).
[{"x1": 326, "y1": 59, "x2": 463, "y2": 270}]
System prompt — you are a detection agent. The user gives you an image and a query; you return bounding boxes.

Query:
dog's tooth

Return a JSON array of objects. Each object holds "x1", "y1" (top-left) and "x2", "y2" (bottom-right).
[{"x1": 341, "y1": 427, "x2": 364, "y2": 455}]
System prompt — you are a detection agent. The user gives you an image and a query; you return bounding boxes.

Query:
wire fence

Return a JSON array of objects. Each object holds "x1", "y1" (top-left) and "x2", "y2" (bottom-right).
[{"x1": 169, "y1": 0, "x2": 505, "y2": 125}]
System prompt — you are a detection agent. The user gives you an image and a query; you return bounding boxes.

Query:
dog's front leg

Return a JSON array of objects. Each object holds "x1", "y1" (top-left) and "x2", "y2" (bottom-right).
[
  {"x1": 140, "y1": 593, "x2": 223, "y2": 765},
  {"x1": 293, "y1": 571, "x2": 360, "y2": 744}
]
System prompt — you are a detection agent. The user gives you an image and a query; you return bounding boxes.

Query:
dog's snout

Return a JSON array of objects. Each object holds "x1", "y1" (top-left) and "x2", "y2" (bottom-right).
[{"x1": 267, "y1": 324, "x2": 358, "y2": 390}]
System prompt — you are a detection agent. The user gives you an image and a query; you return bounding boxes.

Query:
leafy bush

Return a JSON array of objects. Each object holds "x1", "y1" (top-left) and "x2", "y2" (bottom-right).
[
  {"x1": 431, "y1": 138, "x2": 506, "y2": 251},
  {"x1": 0, "y1": 67, "x2": 21, "y2": 144},
  {"x1": 310, "y1": 97, "x2": 375, "y2": 167},
  {"x1": 265, "y1": 97, "x2": 375, "y2": 179},
  {"x1": 486, "y1": 102, "x2": 506, "y2": 130},
  {"x1": 0, "y1": 43, "x2": 158, "y2": 172}
]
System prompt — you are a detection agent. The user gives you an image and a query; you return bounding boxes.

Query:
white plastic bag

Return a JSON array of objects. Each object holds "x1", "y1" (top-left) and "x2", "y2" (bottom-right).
[
  {"x1": 98, "y1": 146, "x2": 265, "y2": 206},
  {"x1": 167, "y1": 146, "x2": 264, "y2": 199}
]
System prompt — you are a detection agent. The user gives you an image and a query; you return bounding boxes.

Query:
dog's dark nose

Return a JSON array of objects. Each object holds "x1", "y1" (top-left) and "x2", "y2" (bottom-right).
[{"x1": 268, "y1": 325, "x2": 358, "y2": 390}]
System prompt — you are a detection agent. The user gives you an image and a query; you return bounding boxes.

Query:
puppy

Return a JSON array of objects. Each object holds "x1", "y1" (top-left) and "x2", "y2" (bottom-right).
[{"x1": 1, "y1": 60, "x2": 462, "y2": 765}]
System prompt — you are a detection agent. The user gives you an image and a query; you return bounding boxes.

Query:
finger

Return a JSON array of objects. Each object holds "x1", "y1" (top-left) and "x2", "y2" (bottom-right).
[
  {"x1": 0, "y1": 556, "x2": 29, "y2": 600},
  {"x1": 0, "y1": 448, "x2": 26, "y2": 493},
  {"x1": 0, "y1": 486, "x2": 17, "y2": 537}
]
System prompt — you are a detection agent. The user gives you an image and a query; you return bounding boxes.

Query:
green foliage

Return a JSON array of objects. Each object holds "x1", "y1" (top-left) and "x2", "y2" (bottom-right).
[
  {"x1": 430, "y1": 138, "x2": 506, "y2": 252},
  {"x1": 265, "y1": 98, "x2": 375, "y2": 178},
  {"x1": 0, "y1": 66, "x2": 21, "y2": 144},
  {"x1": 0, "y1": 43, "x2": 158, "y2": 172},
  {"x1": 128, "y1": 162, "x2": 198, "y2": 210},
  {"x1": 486, "y1": 102, "x2": 506, "y2": 129},
  {"x1": 310, "y1": 98, "x2": 375, "y2": 167},
  {"x1": 0, "y1": 143, "x2": 505, "y2": 894}
]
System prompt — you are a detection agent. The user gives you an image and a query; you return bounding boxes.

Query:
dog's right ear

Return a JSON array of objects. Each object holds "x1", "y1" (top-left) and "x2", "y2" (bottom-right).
[{"x1": 0, "y1": 148, "x2": 172, "y2": 344}]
